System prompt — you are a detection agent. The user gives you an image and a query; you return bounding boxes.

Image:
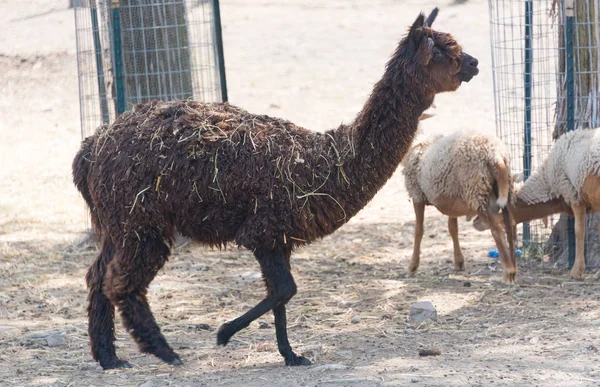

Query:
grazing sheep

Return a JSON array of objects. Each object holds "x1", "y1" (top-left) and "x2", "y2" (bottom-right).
[
  {"x1": 72, "y1": 8, "x2": 480, "y2": 369},
  {"x1": 472, "y1": 128, "x2": 600, "y2": 279},
  {"x1": 401, "y1": 130, "x2": 517, "y2": 282}
]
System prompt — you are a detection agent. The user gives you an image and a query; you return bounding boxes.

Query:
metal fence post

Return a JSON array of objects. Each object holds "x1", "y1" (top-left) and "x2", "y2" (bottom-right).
[
  {"x1": 523, "y1": 0, "x2": 534, "y2": 247},
  {"x1": 565, "y1": 0, "x2": 576, "y2": 269}
]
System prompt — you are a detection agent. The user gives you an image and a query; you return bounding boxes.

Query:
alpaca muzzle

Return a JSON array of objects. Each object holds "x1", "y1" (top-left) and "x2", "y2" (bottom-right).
[{"x1": 459, "y1": 52, "x2": 479, "y2": 83}]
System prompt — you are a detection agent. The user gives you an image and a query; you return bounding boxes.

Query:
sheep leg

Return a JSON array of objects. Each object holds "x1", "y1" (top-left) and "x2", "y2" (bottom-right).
[
  {"x1": 217, "y1": 247, "x2": 310, "y2": 365},
  {"x1": 104, "y1": 234, "x2": 181, "y2": 366},
  {"x1": 448, "y1": 217, "x2": 465, "y2": 271},
  {"x1": 86, "y1": 240, "x2": 131, "y2": 370},
  {"x1": 408, "y1": 202, "x2": 425, "y2": 274},
  {"x1": 479, "y1": 209, "x2": 517, "y2": 284},
  {"x1": 570, "y1": 203, "x2": 586, "y2": 279}
]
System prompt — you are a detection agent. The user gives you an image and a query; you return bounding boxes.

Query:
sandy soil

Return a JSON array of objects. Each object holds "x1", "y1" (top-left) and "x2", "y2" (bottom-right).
[{"x1": 1, "y1": 0, "x2": 599, "y2": 386}]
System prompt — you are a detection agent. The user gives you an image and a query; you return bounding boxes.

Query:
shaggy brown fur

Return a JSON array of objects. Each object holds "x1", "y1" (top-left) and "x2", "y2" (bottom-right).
[{"x1": 73, "y1": 8, "x2": 479, "y2": 370}]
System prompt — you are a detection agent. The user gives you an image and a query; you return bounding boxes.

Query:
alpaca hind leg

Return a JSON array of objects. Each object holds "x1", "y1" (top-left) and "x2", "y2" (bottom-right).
[
  {"x1": 408, "y1": 202, "x2": 425, "y2": 274},
  {"x1": 104, "y1": 234, "x2": 181, "y2": 365},
  {"x1": 217, "y1": 247, "x2": 309, "y2": 365},
  {"x1": 570, "y1": 203, "x2": 586, "y2": 279},
  {"x1": 87, "y1": 240, "x2": 131, "y2": 369},
  {"x1": 448, "y1": 217, "x2": 465, "y2": 271}
]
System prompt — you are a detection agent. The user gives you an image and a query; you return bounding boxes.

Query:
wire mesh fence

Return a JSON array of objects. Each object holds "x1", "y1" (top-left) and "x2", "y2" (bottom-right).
[
  {"x1": 74, "y1": 0, "x2": 226, "y2": 138},
  {"x1": 488, "y1": 0, "x2": 600, "y2": 267}
]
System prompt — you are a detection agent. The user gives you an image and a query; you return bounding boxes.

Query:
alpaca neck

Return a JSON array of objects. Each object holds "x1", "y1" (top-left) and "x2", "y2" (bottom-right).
[{"x1": 325, "y1": 71, "x2": 433, "y2": 214}]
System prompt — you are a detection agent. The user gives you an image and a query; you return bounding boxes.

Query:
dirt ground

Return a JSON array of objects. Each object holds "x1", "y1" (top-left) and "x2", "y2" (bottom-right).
[{"x1": 1, "y1": 0, "x2": 600, "y2": 386}]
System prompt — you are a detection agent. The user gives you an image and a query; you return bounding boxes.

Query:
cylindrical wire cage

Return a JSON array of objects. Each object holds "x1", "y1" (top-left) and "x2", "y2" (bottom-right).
[
  {"x1": 73, "y1": 0, "x2": 227, "y2": 139},
  {"x1": 488, "y1": 0, "x2": 600, "y2": 267},
  {"x1": 73, "y1": 0, "x2": 227, "y2": 237}
]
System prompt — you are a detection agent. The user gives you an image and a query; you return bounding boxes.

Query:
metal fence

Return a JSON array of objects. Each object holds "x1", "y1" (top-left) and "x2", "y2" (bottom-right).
[
  {"x1": 488, "y1": 0, "x2": 600, "y2": 267},
  {"x1": 73, "y1": 0, "x2": 227, "y2": 138}
]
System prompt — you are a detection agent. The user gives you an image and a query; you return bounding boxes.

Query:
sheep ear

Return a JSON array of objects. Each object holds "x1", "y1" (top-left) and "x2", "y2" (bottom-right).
[
  {"x1": 425, "y1": 7, "x2": 439, "y2": 27},
  {"x1": 408, "y1": 13, "x2": 426, "y2": 46}
]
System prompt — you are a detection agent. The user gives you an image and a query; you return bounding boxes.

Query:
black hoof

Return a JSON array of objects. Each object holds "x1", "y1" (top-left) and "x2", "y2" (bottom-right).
[
  {"x1": 285, "y1": 353, "x2": 312, "y2": 366},
  {"x1": 156, "y1": 349, "x2": 183, "y2": 366},
  {"x1": 168, "y1": 355, "x2": 183, "y2": 366},
  {"x1": 217, "y1": 323, "x2": 234, "y2": 346},
  {"x1": 101, "y1": 359, "x2": 132, "y2": 370}
]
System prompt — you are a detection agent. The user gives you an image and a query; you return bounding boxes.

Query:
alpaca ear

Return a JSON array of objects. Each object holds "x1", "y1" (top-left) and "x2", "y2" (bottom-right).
[
  {"x1": 408, "y1": 13, "x2": 426, "y2": 46},
  {"x1": 425, "y1": 7, "x2": 439, "y2": 27}
]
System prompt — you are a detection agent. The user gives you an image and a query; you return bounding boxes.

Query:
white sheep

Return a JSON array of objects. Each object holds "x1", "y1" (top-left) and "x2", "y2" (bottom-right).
[
  {"x1": 472, "y1": 128, "x2": 600, "y2": 279},
  {"x1": 401, "y1": 129, "x2": 517, "y2": 283}
]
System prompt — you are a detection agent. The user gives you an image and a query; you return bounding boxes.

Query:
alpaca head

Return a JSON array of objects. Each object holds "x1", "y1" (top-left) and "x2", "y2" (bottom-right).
[{"x1": 389, "y1": 8, "x2": 479, "y2": 98}]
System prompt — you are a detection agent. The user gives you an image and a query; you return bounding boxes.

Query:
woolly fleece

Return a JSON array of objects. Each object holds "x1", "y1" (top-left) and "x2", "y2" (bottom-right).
[
  {"x1": 518, "y1": 128, "x2": 600, "y2": 206},
  {"x1": 402, "y1": 130, "x2": 511, "y2": 213}
]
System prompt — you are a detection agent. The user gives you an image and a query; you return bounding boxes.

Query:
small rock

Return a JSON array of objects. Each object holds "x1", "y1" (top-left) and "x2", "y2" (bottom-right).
[
  {"x1": 481, "y1": 323, "x2": 490, "y2": 328},
  {"x1": 195, "y1": 323, "x2": 211, "y2": 331},
  {"x1": 411, "y1": 379, "x2": 419, "y2": 383},
  {"x1": 312, "y1": 363, "x2": 348, "y2": 372},
  {"x1": 409, "y1": 301, "x2": 437, "y2": 324},
  {"x1": 46, "y1": 333, "x2": 67, "y2": 347},
  {"x1": 463, "y1": 281, "x2": 472, "y2": 287},
  {"x1": 418, "y1": 348, "x2": 442, "y2": 357},
  {"x1": 258, "y1": 320, "x2": 270, "y2": 329},
  {"x1": 404, "y1": 328, "x2": 415, "y2": 335},
  {"x1": 529, "y1": 336, "x2": 539, "y2": 344},
  {"x1": 28, "y1": 329, "x2": 73, "y2": 340},
  {"x1": 139, "y1": 382, "x2": 154, "y2": 387},
  {"x1": 351, "y1": 315, "x2": 361, "y2": 324}
]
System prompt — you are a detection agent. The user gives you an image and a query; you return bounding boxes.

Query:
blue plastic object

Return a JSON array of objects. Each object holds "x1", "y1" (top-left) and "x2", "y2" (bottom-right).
[
  {"x1": 489, "y1": 249, "x2": 522, "y2": 258},
  {"x1": 488, "y1": 249, "x2": 500, "y2": 259}
]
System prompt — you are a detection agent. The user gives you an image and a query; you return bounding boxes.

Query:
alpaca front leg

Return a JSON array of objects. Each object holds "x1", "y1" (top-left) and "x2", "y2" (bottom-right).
[
  {"x1": 408, "y1": 202, "x2": 425, "y2": 274},
  {"x1": 217, "y1": 247, "x2": 310, "y2": 366},
  {"x1": 447, "y1": 217, "x2": 465, "y2": 271},
  {"x1": 273, "y1": 304, "x2": 311, "y2": 365},
  {"x1": 570, "y1": 203, "x2": 587, "y2": 279}
]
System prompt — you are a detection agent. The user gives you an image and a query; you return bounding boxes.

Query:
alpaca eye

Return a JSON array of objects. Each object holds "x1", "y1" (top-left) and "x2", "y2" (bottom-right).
[{"x1": 432, "y1": 51, "x2": 445, "y2": 64}]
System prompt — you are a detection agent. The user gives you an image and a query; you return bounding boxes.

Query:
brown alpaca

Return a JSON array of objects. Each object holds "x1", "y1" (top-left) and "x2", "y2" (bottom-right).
[{"x1": 72, "y1": 8, "x2": 479, "y2": 370}]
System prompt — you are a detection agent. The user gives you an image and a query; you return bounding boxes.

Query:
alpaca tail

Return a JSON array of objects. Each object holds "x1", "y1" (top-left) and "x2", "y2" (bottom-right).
[
  {"x1": 489, "y1": 157, "x2": 511, "y2": 209},
  {"x1": 72, "y1": 135, "x2": 101, "y2": 233}
]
